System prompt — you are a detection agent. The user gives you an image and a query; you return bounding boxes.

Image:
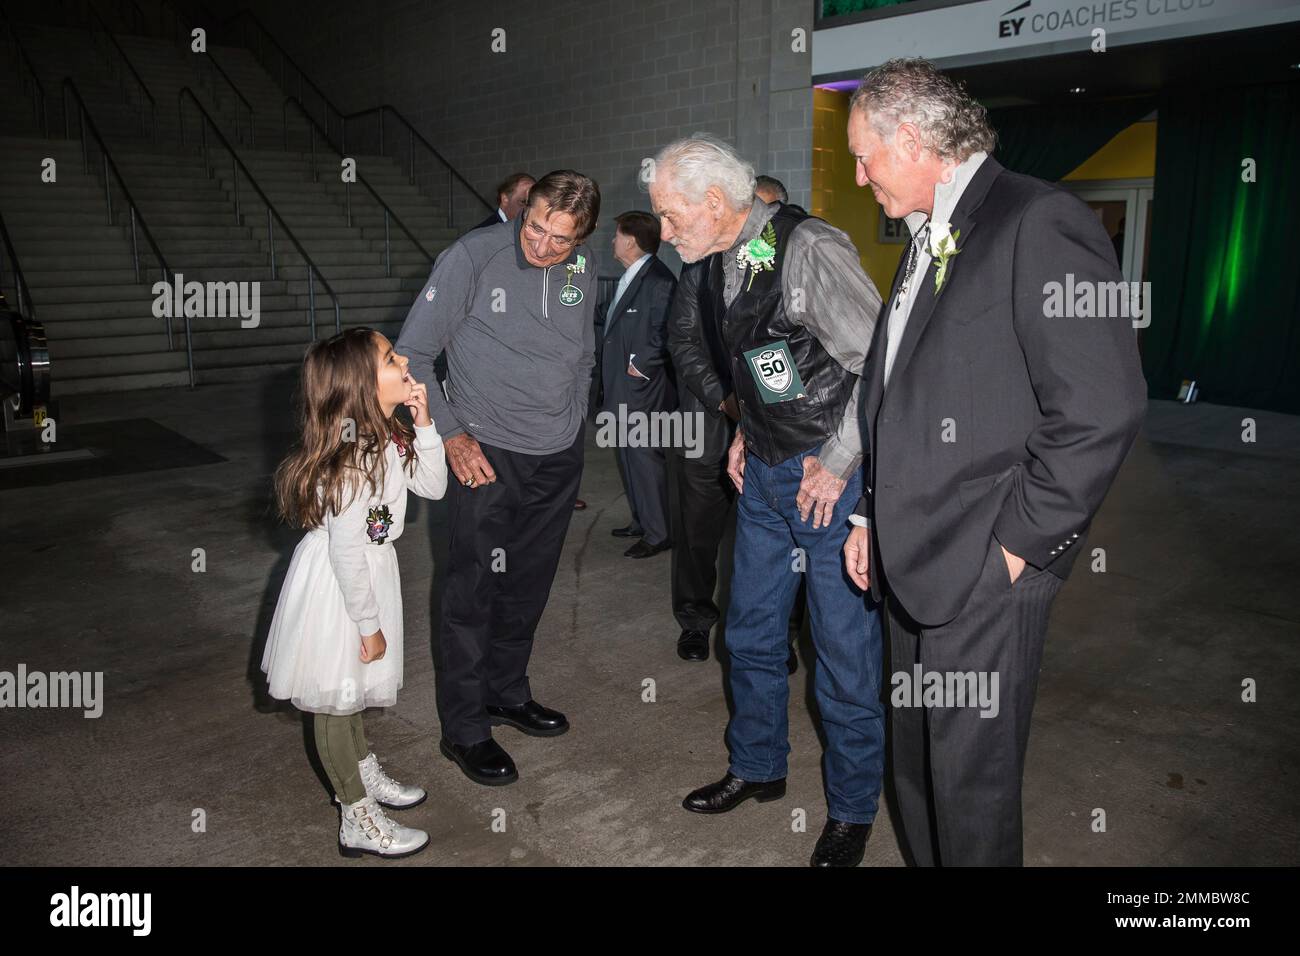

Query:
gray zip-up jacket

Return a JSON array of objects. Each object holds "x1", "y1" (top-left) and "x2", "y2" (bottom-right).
[{"x1": 395, "y1": 216, "x2": 597, "y2": 455}]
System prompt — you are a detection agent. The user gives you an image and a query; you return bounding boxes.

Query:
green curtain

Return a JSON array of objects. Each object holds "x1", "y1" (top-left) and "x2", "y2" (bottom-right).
[
  {"x1": 988, "y1": 97, "x2": 1156, "y2": 182},
  {"x1": 1144, "y1": 82, "x2": 1300, "y2": 414}
]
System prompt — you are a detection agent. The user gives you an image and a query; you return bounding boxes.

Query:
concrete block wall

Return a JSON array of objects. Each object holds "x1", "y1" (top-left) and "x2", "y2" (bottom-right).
[{"x1": 212, "y1": 0, "x2": 816, "y2": 275}]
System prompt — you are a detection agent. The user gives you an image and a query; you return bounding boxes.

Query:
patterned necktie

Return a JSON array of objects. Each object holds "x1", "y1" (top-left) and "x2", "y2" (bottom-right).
[{"x1": 895, "y1": 224, "x2": 929, "y2": 305}]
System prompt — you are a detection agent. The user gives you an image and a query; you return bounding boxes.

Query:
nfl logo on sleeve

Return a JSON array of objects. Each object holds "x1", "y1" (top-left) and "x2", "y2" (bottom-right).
[{"x1": 425, "y1": 286, "x2": 436, "y2": 302}]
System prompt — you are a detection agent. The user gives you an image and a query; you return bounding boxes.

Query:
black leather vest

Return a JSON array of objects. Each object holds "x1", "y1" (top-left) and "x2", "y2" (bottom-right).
[{"x1": 709, "y1": 204, "x2": 857, "y2": 467}]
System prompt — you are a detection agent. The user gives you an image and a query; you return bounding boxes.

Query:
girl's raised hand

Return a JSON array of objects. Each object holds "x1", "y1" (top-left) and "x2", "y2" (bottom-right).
[
  {"x1": 360, "y1": 628, "x2": 387, "y2": 663},
  {"x1": 403, "y1": 377, "x2": 432, "y2": 427}
]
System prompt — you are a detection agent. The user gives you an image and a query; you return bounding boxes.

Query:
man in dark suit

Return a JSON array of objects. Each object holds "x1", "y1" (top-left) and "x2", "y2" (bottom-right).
[
  {"x1": 599, "y1": 211, "x2": 677, "y2": 558},
  {"x1": 842, "y1": 59, "x2": 1147, "y2": 866},
  {"x1": 473, "y1": 172, "x2": 535, "y2": 231},
  {"x1": 665, "y1": 259, "x2": 736, "y2": 658}
]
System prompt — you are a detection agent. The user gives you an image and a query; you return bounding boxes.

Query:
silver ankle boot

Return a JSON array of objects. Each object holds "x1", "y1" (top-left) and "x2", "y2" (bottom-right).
[
  {"x1": 359, "y1": 752, "x2": 427, "y2": 809},
  {"x1": 338, "y1": 796, "x2": 429, "y2": 859}
]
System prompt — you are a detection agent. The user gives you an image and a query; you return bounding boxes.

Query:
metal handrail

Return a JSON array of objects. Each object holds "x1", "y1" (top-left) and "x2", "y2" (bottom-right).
[
  {"x1": 62, "y1": 79, "x2": 188, "y2": 380},
  {"x1": 154, "y1": 0, "x2": 255, "y2": 145},
  {"x1": 341, "y1": 104, "x2": 495, "y2": 227},
  {"x1": 0, "y1": 5, "x2": 48, "y2": 136},
  {"x1": 0, "y1": 208, "x2": 37, "y2": 322},
  {"x1": 118, "y1": 0, "x2": 149, "y2": 35},
  {"x1": 178, "y1": 87, "x2": 343, "y2": 340},
  {"x1": 222, "y1": 9, "x2": 493, "y2": 225},
  {"x1": 282, "y1": 97, "x2": 434, "y2": 277},
  {"x1": 223, "y1": 8, "x2": 343, "y2": 144},
  {"x1": 199, "y1": 49, "x2": 255, "y2": 145},
  {"x1": 86, "y1": 0, "x2": 157, "y2": 139}
]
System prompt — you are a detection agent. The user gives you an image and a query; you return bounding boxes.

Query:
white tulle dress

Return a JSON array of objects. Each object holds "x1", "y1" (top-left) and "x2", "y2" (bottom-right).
[{"x1": 262, "y1": 424, "x2": 447, "y2": 715}]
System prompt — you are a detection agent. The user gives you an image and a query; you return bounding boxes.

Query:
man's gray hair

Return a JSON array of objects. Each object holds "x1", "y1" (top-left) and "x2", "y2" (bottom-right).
[
  {"x1": 646, "y1": 133, "x2": 756, "y2": 210},
  {"x1": 849, "y1": 58, "x2": 996, "y2": 163}
]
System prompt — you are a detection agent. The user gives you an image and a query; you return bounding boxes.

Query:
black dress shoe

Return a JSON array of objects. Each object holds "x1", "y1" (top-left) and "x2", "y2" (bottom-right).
[
  {"x1": 677, "y1": 629, "x2": 709, "y2": 662},
  {"x1": 486, "y1": 699, "x2": 569, "y2": 737},
  {"x1": 787, "y1": 646, "x2": 798, "y2": 675},
  {"x1": 682, "y1": 772, "x2": 786, "y2": 814},
  {"x1": 611, "y1": 525, "x2": 644, "y2": 538},
  {"x1": 439, "y1": 737, "x2": 518, "y2": 786},
  {"x1": 810, "y1": 818, "x2": 872, "y2": 867},
  {"x1": 625, "y1": 538, "x2": 672, "y2": 558}
]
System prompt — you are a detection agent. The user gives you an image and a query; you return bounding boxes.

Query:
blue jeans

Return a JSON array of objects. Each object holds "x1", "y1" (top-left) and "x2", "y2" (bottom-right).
[{"x1": 724, "y1": 448, "x2": 885, "y2": 824}]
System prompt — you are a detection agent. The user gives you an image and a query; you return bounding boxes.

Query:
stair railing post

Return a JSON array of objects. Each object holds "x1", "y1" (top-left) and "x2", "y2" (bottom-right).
[
  {"x1": 103, "y1": 153, "x2": 112, "y2": 225},
  {"x1": 307, "y1": 263, "x2": 316, "y2": 341},
  {"x1": 268, "y1": 208, "x2": 276, "y2": 277},
  {"x1": 129, "y1": 205, "x2": 139, "y2": 283}
]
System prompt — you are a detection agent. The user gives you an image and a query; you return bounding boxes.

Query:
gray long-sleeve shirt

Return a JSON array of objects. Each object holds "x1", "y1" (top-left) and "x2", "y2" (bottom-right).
[
  {"x1": 395, "y1": 217, "x2": 597, "y2": 455},
  {"x1": 722, "y1": 200, "x2": 882, "y2": 479}
]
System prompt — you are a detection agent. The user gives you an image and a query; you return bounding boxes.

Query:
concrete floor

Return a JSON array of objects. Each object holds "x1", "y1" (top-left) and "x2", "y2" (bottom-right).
[{"x1": 2, "y1": 377, "x2": 1298, "y2": 866}]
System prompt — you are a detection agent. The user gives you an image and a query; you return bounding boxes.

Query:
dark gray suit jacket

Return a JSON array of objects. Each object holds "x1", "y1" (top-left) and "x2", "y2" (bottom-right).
[
  {"x1": 599, "y1": 255, "x2": 677, "y2": 416},
  {"x1": 858, "y1": 156, "x2": 1147, "y2": 626}
]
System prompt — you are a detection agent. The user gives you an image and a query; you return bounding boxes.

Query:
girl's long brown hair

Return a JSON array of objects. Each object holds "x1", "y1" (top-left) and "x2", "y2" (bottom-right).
[{"x1": 274, "y1": 328, "x2": 417, "y2": 529}]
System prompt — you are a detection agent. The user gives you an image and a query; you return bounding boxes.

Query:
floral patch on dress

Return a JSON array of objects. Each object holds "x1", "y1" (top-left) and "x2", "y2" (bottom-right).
[{"x1": 366, "y1": 505, "x2": 394, "y2": 544}]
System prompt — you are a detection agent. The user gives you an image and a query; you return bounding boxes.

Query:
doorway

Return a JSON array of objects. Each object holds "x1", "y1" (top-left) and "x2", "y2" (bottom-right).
[{"x1": 1062, "y1": 178, "x2": 1154, "y2": 283}]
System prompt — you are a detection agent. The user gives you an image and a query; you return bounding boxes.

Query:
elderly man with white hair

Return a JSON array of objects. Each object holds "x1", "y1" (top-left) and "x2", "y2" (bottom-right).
[{"x1": 646, "y1": 134, "x2": 885, "y2": 867}]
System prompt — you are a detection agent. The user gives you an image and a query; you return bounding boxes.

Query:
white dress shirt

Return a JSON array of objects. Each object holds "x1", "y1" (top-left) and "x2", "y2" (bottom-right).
[
  {"x1": 881, "y1": 150, "x2": 988, "y2": 388},
  {"x1": 849, "y1": 150, "x2": 988, "y2": 530}
]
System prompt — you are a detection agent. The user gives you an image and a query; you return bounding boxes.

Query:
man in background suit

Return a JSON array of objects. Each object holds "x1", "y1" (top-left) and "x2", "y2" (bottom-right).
[
  {"x1": 474, "y1": 172, "x2": 535, "y2": 230},
  {"x1": 600, "y1": 211, "x2": 677, "y2": 558},
  {"x1": 666, "y1": 259, "x2": 736, "y2": 659},
  {"x1": 842, "y1": 59, "x2": 1147, "y2": 866}
]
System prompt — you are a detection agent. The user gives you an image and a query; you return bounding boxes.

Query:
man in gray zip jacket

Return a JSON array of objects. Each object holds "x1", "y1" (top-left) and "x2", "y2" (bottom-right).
[{"x1": 396, "y1": 170, "x2": 600, "y2": 787}]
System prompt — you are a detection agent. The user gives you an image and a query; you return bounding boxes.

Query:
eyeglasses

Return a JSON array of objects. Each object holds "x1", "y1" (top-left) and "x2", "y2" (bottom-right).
[{"x1": 523, "y1": 217, "x2": 576, "y2": 250}]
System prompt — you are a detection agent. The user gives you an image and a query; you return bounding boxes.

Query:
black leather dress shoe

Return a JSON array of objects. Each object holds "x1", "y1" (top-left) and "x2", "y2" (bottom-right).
[
  {"x1": 625, "y1": 538, "x2": 672, "y2": 558},
  {"x1": 787, "y1": 646, "x2": 798, "y2": 675},
  {"x1": 682, "y1": 772, "x2": 786, "y2": 814},
  {"x1": 810, "y1": 818, "x2": 872, "y2": 867},
  {"x1": 611, "y1": 525, "x2": 644, "y2": 538},
  {"x1": 677, "y1": 629, "x2": 709, "y2": 662},
  {"x1": 486, "y1": 699, "x2": 569, "y2": 737},
  {"x1": 439, "y1": 737, "x2": 518, "y2": 786}
]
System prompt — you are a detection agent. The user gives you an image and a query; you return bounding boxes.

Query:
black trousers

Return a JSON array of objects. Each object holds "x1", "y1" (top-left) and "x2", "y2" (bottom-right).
[
  {"x1": 667, "y1": 448, "x2": 735, "y2": 633},
  {"x1": 884, "y1": 535, "x2": 1064, "y2": 866},
  {"x1": 436, "y1": 425, "x2": 584, "y2": 745}
]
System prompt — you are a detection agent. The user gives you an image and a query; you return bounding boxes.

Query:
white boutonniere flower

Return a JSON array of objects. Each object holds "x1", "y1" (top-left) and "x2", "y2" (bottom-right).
[
  {"x1": 928, "y1": 220, "x2": 962, "y2": 294},
  {"x1": 566, "y1": 254, "x2": 586, "y2": 284},
  {"x1": 736, "y1": 221, "x2": 778, "y2": 291}
]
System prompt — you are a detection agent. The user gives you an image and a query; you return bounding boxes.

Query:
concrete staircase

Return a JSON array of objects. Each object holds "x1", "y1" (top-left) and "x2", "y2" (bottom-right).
[{"x1": 1, "y1": 11, "x2": 464, "y2": 395}]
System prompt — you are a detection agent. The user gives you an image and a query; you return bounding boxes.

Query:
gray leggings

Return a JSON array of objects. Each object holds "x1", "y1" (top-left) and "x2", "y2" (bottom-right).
[{"x1": 313, "y1": 712, "x2": 369, "y2": 804}]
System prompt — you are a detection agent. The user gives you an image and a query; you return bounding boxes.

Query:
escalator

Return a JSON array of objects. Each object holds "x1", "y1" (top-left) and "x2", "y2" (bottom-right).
[{"x1": 0, "y1": 305, "x2": 50, "y2": 422}]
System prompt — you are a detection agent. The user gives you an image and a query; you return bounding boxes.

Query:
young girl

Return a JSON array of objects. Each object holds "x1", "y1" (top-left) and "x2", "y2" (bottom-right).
[{"x1": 263, "y1": 327, "x2": 448, "y2": 859}]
